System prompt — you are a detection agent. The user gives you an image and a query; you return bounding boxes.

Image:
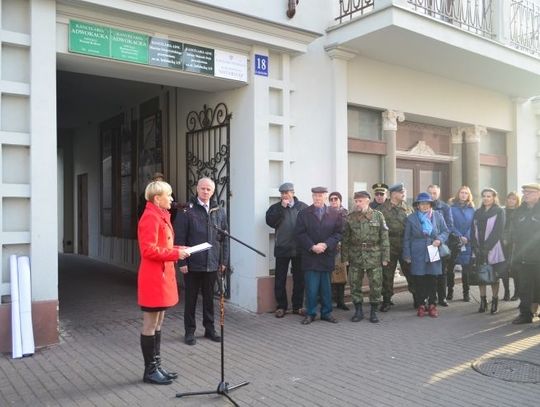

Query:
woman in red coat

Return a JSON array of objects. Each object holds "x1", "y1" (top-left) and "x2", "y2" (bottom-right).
[{"x1": 138, "y1": 180, "x2": 189, "y2": 385}]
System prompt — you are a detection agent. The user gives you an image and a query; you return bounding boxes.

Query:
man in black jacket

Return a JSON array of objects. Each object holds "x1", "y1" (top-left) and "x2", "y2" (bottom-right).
[
  {"x1": 511, "y1": 183, "x2": 540, "y2": 324},
  {"x1": 266, "y1": 182, "x2": 308, "y2": 318},
  {"x1": 174, "y1": 177, "x2": 228, "y2": 345}
]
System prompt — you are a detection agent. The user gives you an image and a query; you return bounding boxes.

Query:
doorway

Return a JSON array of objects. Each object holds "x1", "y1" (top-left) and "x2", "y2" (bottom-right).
[{"x1": 397, "y1": 160, "x2": 450, "y2": 204}]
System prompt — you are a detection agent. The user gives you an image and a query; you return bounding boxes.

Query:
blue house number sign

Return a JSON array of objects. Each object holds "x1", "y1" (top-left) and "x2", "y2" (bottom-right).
[{"x1": 254, "y1": 54, "x2": 268, "y2": 76}]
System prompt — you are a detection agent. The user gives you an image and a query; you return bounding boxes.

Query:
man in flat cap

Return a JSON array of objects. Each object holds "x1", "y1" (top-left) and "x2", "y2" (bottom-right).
[
  {"x1": 511, "y1": 183, "x2": 540, "y2": 324},
  {"x1": 378, "y1": 183, "x2": 415, "y2": 311},
  {"x1": 342, "y1": 191, "x2": 389, "y2": 323},
  {"x1": 295, "y1": 186, "x2": 343, "y2": 324},
  {"x1": 370, "y1": 183, "x2": 388, "y2": 210},
  {"x1": 266, "y1": 182, "x2": 308, "y2": 318}
]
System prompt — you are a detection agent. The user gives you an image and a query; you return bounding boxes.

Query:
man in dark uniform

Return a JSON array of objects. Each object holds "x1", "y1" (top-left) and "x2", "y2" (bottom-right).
[
  {"x1": 295, "y1": 186, "x2": 343, "y2": 325},
  {"x1": 266, "y1": 182, "x2": 308, "y2": 318},
  {"x1": 378, "y1": 183, "x2": 415, "y2": 311},
  {"x1": 370, "y1": 183, "x2": 388, "y2": 209},
  {"x1": 511, "y1": 183, "x2": 540, "y2": 324},
  {"x1": 427, "y1": 184, "x2": 454, "y2": 307}
]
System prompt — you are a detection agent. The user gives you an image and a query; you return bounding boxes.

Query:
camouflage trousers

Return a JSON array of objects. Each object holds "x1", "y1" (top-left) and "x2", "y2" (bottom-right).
[
  {"x1": 382, "y1": 253, "x2": 414, "y2": 300},
  {"x1": 349, "y1": 264, "x2": 382, "y2": 304}
]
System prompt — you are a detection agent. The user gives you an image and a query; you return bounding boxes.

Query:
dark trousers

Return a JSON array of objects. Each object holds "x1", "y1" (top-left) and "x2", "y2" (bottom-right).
[
  {"x1": 517, "y1": 263, "x2": 540, "y2": 317},
  {"x1": 382, "y1": 253, "x2": 414, "y2": 300},
  {"x1": 414, "y1": 275, "x2": 437, "y2": 306},
  {"x1": 184, "y1": 271, "x2": 217, "y2": 334},
  {"x1": 274, "y1": 256, "x2": 304, "y2": 310},
  {"x1": 436, "y1": 257, "x2": 449, "y2": 301}
]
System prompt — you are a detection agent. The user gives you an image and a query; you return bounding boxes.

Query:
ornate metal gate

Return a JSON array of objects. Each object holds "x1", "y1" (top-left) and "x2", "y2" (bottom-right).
[{"x1": 185, "y1": 103, "x2": 232, "y2": 297}]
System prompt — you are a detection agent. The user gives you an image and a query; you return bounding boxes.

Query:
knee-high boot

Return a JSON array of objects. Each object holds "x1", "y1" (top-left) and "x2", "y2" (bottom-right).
[
  {"x1": 140, "y1": 334, "x2": 172, "y2": 385},
  {"x1": 154, "y1": 331, "x2": 178, "y2": 380},
  {"x1": 336, "y1": 285, "x2": 349, "y2": 310},
  {"x1": 478, "y1": 296, "x2": 487, "y2": 313}
]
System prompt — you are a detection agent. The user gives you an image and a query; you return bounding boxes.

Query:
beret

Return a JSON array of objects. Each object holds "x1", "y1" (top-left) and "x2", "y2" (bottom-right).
[
  {"x1": 311, "y1": 186, "x2": 328, "y2": 193},
  {"x1": 279, "y1": 182, "x2": 294, "y2": 192},
  {"x1": 388, "y1": 183, "x2": 405, "y2": 193},
  {"x1": 353, "y1": 190, "x2": 371, "y2": 200}
]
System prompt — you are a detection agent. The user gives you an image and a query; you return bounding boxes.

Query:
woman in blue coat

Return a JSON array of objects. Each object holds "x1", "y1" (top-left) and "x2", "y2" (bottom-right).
[
  {"x1": 448, "y1": 186, "x2": 475, "y2": 302},
  {"x1": 403, "y1": 192, "x2": 449, "y2": 317}
]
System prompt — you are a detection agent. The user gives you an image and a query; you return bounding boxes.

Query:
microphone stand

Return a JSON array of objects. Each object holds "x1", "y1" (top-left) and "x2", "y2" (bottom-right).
[{"x1": 176, "y1": 224, "x2": 265, "y2": 406}]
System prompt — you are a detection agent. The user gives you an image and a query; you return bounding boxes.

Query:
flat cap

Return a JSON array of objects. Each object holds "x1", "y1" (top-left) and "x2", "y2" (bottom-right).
[
  {"x1": 372, "y1": 182, "x2": 388, "y2": 192},
  {"x1": 279, "y1": 182, "x2": 294, "y2": 192},
  {"x1": 388, "y1": 183, "x2": 405, "y2": 193},
  {"x1": 311, "y1": 186, "x2": 328, "y2": 193},
  {"x1": 353, "y1": 190, "x2": 371, "y2": 200},
  {"x1": 522, "y1": 183, "x2": 540, "y2": 191}
]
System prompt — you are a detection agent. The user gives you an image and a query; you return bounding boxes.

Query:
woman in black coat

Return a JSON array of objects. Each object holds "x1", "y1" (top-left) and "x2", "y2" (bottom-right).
[
  {"x1": 471, "y1": 188, "x2": 506, "y2": 314},
  {"x1": 503, "y1": 191, "x2": 521, "y2": 301}
]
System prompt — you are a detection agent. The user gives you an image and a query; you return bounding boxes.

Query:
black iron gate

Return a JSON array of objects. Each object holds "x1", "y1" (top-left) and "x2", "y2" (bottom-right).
[{"x1": 186, "y1": 103, "x2": 232, "y2": 297}]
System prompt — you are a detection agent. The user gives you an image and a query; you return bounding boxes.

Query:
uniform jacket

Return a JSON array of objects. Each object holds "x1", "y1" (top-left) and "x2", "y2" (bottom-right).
[
  {"x1": 509, "y1": 202, "x2": 540, "y2": 265},
  {"x1": 137, "y1": 202, "x2": 180, "y2": 308},
  {"x1": 265, "y1": 197, "x2": 308, "y2": 257},
  {"x1": 378, "y1": 199, "x2": 414, "y2": 256},
  {"x1": 403, "y1": 210, "x2": 449, "y2": 276},
  {"x1": 450, "y1": 202, "x2": 475, "y2": 265},
  {"x1": 174, "y1": 196, "x2": 229, "y2": 272},
  {"x1": 295, "y1": 205, "x2": 343, "y2": 272},
  {"x1": 471, "y1": 205, "x2": 505, "y2": 265},
  {"x1": 342, "y1": 208, "x2": 390, "y2": 269}
]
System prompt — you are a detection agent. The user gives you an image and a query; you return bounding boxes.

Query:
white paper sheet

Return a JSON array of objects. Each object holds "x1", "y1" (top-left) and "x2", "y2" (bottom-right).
[
  {"x1": 17, "y1": 256, "x2": 35, "y2": 356},
  {"x1": 185, "y1": 242, "x2": 212, "y2": 255},
  {"x1": 10, "y1": 255, "x2": 22, "y2": 359},
  {"x1": 427, "y1": 245, "x2": 440, "y2": 262}
]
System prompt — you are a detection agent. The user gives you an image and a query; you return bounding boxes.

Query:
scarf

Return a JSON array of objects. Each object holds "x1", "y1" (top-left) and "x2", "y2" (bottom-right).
[{"x1": 417, "y1": 210, "x2": 433, "y2": 236}]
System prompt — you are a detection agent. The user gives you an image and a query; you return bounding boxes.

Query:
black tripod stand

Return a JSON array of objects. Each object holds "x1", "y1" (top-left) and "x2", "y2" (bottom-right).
[{"x1": 176, "y1": 225, "x2": 265, "y2": 406}]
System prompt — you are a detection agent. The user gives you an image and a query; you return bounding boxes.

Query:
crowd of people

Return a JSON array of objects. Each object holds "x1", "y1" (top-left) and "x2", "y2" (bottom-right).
[
  {"x1": 265, "y1": 181, "x2": 540, "y2": 325},
  {"x1": 134, "y1": 172, "x2": 540, "y2": 385}
]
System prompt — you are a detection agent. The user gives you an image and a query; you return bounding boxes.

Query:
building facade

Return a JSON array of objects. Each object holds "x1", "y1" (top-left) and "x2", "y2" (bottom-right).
[{"x1": 0, "y1": 0, "x2": 539, "y2": 351}]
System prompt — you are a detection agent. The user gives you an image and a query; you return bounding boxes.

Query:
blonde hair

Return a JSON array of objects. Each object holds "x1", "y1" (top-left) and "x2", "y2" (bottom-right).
[
  {"x1": 505, "y1": 191, "x2": 521, "y2": 208},
  {"x1": 145, "y1": 181, "x2": 172, "y2": 202},
  {"x1": 450, "y1": 186, "x2": 475, "y2": 207}
]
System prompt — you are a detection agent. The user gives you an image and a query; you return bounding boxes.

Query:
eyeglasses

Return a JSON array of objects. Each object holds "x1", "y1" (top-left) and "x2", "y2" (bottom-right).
[
  {"x1": 375, "y1": 192, "x2": 385, "y2": 196},
  {"x1": 329, "y1": 197, "x2": 339, "y2": 201}
]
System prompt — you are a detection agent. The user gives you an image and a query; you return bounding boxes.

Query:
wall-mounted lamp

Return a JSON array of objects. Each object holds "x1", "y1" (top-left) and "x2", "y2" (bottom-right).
[{"x1": 286, "y1": 0, "x2": 299, "y2": 18}]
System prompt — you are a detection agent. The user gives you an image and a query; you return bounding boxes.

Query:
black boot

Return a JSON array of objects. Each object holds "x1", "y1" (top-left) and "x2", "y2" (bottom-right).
[
  {"x1": 502, "y1": 275, "x2": 510, "y2": 301},
  {"x1": 369, "y1": 303, "x2": 379, "y2": 323},
  {"x1": 155, "y1": 331, "x2": 178, "y2": 380},
  {"x1": 351, "y1": 303, "x2": 364, "y2": 322},
  {"x1": 490, "y1": 297, "x2": 499, "y2": 314},
  {"x1": 336, "y1": 285, "x2": 349, "y2": 310},
  {"x1": 447, "y1": 287, "x2": 454, "y2": 301},
  {"x1": 478, "y1": 296, "x2": 487, "y2": 313},
  {"x1": 379, "y1": 297, "x2": 391, "y2": 312},
  {"x1": 463, "y1": 290, "x2": 470, "y2": 302},
  {"x1": 140, "y1": 334, "x2": 172, "y2": 385}
]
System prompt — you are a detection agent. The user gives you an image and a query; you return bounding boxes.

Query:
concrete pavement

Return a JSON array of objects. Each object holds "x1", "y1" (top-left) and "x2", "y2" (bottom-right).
[{"x1": 1, "y1": 254, "x2": 539, "y2": 406}]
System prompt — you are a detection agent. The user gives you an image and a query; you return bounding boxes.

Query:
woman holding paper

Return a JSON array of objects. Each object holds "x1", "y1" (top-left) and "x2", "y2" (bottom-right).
[
  {"x1": 403, "y1": 192, "x2": 449, "y2": 318},
  {"x1": 138, "y1": 180, "x2": 190, "y2": 385},
  {"x1": 471, "y1": 188, "x2": 506, "y2": 314}
]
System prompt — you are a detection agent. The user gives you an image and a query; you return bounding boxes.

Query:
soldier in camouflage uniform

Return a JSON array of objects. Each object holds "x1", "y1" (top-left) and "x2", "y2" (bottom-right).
[
  {"x1": 378, "y1": 183, "x2": 415, "y2": 312},
  {"x1": 342, "y1": 191, "x2": 390, "y2": 323}
]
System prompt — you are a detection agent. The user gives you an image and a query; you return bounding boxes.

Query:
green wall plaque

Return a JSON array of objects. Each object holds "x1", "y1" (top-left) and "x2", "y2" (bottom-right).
[
  {"x1": 149, "y1": 37, "x2": 183, "y2": 69},
  {"x1": 69, "y1": 20, "x2": 111, "y2": 57},
  {"x1": 110, "y1": 28, "x2": 149, "y2": 64}
]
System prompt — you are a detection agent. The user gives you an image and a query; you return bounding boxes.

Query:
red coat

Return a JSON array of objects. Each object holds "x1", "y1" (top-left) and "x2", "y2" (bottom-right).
[{"x1": 137, "y1": 202, "x2": 181, "y2": 308}]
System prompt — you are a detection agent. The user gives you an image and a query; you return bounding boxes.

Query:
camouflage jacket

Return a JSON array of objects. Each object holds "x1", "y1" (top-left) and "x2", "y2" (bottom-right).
[
  {"x1": 378, "y1": 199, "x2": 414, "y2": 256},
  {"x1": 341, "y1": 208, "x2": 390, "y2": 268}
]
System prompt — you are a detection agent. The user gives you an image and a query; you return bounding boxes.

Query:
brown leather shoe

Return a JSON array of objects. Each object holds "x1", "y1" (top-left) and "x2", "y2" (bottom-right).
[
  {"x1": 275, "y1": 308, "x2": 285, "y2": 318},
  {"x1": 292, "y1": 308, "x2": 306, "y2": 316}
]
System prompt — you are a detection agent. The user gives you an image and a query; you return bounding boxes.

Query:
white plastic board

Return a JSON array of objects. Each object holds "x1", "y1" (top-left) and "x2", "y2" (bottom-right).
[
  {"x1": 17, "y1": 256, "x2": 35, "y2": 356},
  {"x1": 10, "y1": 255, "x2": 22, "y2": 359}
]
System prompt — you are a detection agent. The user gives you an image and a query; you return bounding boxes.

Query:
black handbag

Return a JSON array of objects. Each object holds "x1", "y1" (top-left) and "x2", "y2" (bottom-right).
[{"x1": 468, "y1": 262, "x2": 496, "y2": 286}]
